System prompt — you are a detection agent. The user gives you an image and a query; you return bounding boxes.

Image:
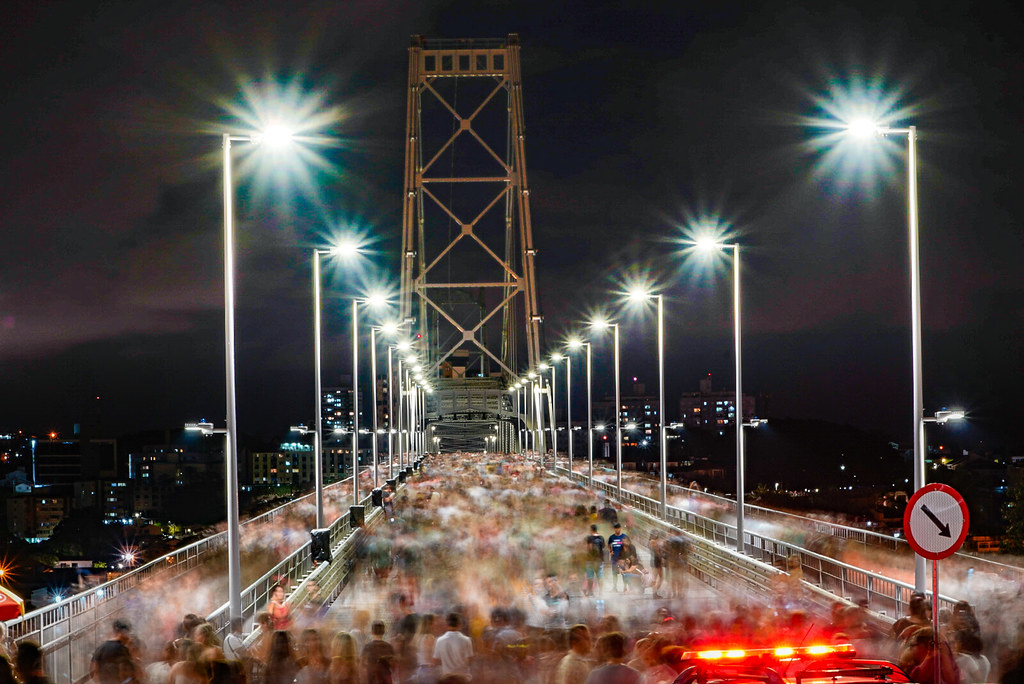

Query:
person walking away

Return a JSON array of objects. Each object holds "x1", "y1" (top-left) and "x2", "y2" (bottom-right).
[
  {"x1": 15, "y1": 642, "x2": 51, "y2": 684},
  {"x1": 432, "y1": 613, "x2": 473, "y2": 681},
  {"x1": 361, "y1": 621, "x2": 396, "y2": 684},
  {"x1": 584, "y1": 525, "x2": 605, "y2": 597},
  {"x1": 554, "y1": 624, "x2": 592, "y2": 684},
  {"x1": 91, "y1": 619, "x2": 136, "y2": 684},
  {"x1": 584, "y1": 632, "x2": 640, "y2": 684}
]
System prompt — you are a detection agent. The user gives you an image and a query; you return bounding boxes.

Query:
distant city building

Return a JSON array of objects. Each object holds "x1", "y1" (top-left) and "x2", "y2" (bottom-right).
[
  {"x1": 678, "y1": 373, "x2": 756, "y2": 428},
  {"x1": 251, "y1": 442, "x2": 345, "y2": 487},
  {"x1": 322, "y1": 383, "x2": 362, "y2": 435},
  {"x1": 596, "y1": 378, "x2": 659, "y2": 448},
  {"x1": 6, "y1": 489, "x2": 70, "y2": 542},
  {"x1": 32, "y1": 437, "x2": 117, "y2": 485}
]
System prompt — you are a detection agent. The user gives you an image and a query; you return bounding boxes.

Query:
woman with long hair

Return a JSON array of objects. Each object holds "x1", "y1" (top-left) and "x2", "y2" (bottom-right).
[
  {"x1": 327, "y1": 633, "x2": 358, "y2": 684},
  {"x1": 264, "y1": 632, "x2": 298, "y2": 684},
  {"x1": 296, "y1": 629, "x2": 329, "y2": 684}
]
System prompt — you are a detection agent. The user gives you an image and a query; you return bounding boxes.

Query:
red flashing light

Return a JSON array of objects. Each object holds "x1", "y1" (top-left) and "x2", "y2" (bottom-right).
[{"x1": 686, "y1": 644, "x2": 855, "y2": 662}]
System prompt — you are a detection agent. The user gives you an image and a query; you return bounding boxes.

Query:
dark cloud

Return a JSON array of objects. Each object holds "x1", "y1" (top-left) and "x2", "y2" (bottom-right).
[{"x1": 1, "y1": 1, "x2": 1022, "y2": 447}]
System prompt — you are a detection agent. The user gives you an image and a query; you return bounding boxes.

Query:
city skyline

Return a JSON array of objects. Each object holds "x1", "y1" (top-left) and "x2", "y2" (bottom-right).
[{"x1": 2, "y1": 2, "x2": 1021, "y2": 448}]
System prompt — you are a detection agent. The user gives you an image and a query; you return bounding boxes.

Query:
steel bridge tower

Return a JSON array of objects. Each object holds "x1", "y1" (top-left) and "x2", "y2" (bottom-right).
[{"x1": 400, "y1": 35, "x2": 542, "y2": 452}]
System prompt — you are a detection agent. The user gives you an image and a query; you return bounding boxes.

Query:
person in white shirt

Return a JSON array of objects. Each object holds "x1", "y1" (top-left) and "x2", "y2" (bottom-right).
[
  {"x1": 432, "y1": 612, "x2": 473, "y2": 680},
  {"x1": 221, "y1": 618, "x2": 248, "y2": 663}
]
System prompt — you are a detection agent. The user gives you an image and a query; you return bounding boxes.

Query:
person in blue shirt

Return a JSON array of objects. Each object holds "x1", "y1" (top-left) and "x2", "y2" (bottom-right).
[{"x1": 607, "y1": 523, "x2": 629, "y2": 593}]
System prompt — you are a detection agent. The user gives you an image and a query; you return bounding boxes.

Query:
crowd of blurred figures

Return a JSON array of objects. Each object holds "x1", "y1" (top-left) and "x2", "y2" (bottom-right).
[{"x1": 3, "y1": 452, "x2": 1024, "y2": 684}]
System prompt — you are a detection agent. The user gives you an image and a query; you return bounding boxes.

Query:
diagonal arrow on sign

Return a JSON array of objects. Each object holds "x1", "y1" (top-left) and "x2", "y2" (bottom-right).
[{"x1": 920, "y1": 503, "x2": 952, "y2": 538}]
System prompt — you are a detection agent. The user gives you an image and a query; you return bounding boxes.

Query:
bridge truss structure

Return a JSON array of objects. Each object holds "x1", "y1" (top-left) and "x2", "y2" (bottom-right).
[{"x1": 399, "y1": 35, "x2": 543, "y2": 452}]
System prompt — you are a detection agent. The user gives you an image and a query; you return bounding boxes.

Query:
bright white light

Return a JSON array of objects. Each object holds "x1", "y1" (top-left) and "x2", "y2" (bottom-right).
[
  {"x1": 567, "y1": 338, "x2": 583, "y2": 350},
  {"x1": 379, "y1": 321, "x2": 400, "y2": 336},
  {"x1": 397, "y1": 341, "x2": 412, "y2": 352},
  {"x1": 411, "y1": 364, "x2": 421, "y2": 373},
  {"x1": 933, "y1": 409, "x2": 966, "y2": 424},
  {"x1": 628, "y1": 287, "x2": 651, "y2": 302},
  {"x1": 550, "y1": 352, "x2": 564, "y2": 362},
  {"x1": 538, "y1": 363, "x2": 549, "y2": 371},
  {"x1": 528, "y1": 372, "x2": 537, "y2": 379},
  {"x1": 625, "y1": 422, "x2": 638, "y2": 430},
  {"x1": 364, "y1": 292, "x2": 389, "y2": 308},
  {"x1": 595, "y1": 423, "x2": 606, "y2": 431},
  {"x1": 695, "y1": 236, "x2": 723, "y2": 252},
  {"x1": 847, "y1": 117, "x2": 881, "y2": 139},
  {"x1": 590, "y1": 318, "x2": 610, "y2": 330},
  {"x1": 256, "y1": 124, "x2": 294, "y2": 148},
  {"x1": 329, "y1": 240, "x2": 361, "y2": 258}
]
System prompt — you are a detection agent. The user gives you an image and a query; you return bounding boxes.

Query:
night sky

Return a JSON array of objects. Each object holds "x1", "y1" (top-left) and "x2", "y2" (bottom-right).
[{"x1": 2, "y1": 2, "x2": 1022, "y2": 449}]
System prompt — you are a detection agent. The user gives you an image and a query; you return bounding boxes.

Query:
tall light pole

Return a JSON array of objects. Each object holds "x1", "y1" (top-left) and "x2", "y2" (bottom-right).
[
  {"x1": 540, "y1": 362, "x2": 557, "y2": 463},
  {"x1": 846, "y1": 119, "x2": 928, "y2": 590},
  {"x1": 591, "y1": 319, "x2": 622, "y2": 501},
  {"x1": 220, "y1": 126, "x2": 293, "y2": 622},
  {"x1": 350, "y1": 293, "x2": 389, "y2": 505},
  {"x1": 569, "y1": 339, "x2": 594, "y2": 483},
  {"x1": 308, "y1": 243, "x2": 361, "y2": 529},
  {"x1": 628, "y1": 289, "x2": 668, "y2": 519},
  {"x1": 695, "y1": 238, "x2": 744, "y2": 553},
  {"x1": 552, "y1": 352, "x2": 573, "y2": 473}
]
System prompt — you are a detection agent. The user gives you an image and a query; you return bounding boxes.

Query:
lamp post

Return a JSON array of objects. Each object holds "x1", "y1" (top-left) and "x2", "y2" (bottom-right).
[
  {"x1": 846, "y1": 120, "x2": 928, "y2": 590},
  {"x1": 591, "y1": 319, "x2": 622, "y2": 501},
  {"x1": 540, "y1": 361, "x2": 557, "y2": 465},
  {"x1": 552, "y1": 352, "x2": 573, "y2": 473},
  {"x1": 695, "y1": 239, "x2": 744, "y2": 554},
  {"x1": 628, "y1": 289, "x2": 668, "y2": 518},
  {"x1": 185, "y1": 421, "x2": 234, "y2": 613},
  {"x1": 350, "y1": 293, "x2": 389, "y2": 505},
  {"x1": 569, "y1": 339, "x2": 593, "y2": 483},
  {"x1": 220, "y1": 126, "x2": 293, "y2": 622},
  {"x1": 308, "y1": 243, "x2": 360, "y2": 529}
]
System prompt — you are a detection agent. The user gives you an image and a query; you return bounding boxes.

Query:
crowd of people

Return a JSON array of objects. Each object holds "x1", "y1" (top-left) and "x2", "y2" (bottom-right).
[{"x1": 4, "y1": 451, "x2": 1024, "y2": 684}]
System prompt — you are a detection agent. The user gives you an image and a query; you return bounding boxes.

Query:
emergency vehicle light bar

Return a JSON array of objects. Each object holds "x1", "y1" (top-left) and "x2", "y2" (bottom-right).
[{"x1": 686, "y1": 644, "x2": 856, "y2": 661}]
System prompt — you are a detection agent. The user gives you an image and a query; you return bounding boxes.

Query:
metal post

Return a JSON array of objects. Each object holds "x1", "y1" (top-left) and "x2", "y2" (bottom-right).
[
  {"x1": 351, "y1": 299, "x2": 359, "y2": 505},
  {"x1": 397, "y1": 359, "x2": 405, "y2": 469},
  {"x1": 908, "y1": 126, "x2": 927, "y2": 594},
  {"x1": 657, "y1": 294, "x2": 667, "y2": 520},
  {"x1": 221, "y1": 134, "x2": 242, "y2": 622},
  {"x1": 733, "y1": 244, "x2": 744, "y2": 554},
  {"x1": 567, "y1": 354, "x2": 573, "y2": 474},
  {"x1": 586, "y1": 343, "x2": 593, "y2": 484},
  {"x1": 550, "y1": 364, "x2": 557, "y2": 463},
  {"x1": 312, "y1": 251, "x2": 325, "y2": 529},
  {"x1": 387, "y1": 346, "x2": 395, "y2": 479},
  {"x1": 613, "y1": 323, "x2": 622, "y2": 501},
  {"x1": 370, "y1": 328, "x2": 379, "y2": 488}
]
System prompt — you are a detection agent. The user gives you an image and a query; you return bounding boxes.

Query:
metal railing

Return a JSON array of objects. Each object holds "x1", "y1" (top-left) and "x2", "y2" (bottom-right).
[
  {"x1": 555, "y1": 466, "x2": 962, "y2": 623},
  {"x1": 4, "y1": 469, "x2": 382, "y2": 684}
]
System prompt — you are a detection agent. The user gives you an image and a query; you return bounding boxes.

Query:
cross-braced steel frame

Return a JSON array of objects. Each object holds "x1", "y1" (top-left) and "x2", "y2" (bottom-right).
[{"x1": 399, "y1": 35, "x2": 542, "y2": 452}]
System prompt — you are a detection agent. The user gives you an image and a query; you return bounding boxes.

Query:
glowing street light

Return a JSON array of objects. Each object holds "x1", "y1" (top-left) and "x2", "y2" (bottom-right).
[
  {"x1": 568, "y1": 338, "x2": 593, "y2": 482},
  {"x1": 307, "y1": 241, "x2": 365, "y2": 529},
  {"x1": 694, "y1": 237, "x2": 746, "y2": 554},
  {"x1": 925, "y1": 409, "x2": 965, "y2": 424},
  {"x1": 591, "y1": 318, "x2": 622, "y2": 501},
  {"x1": 841, "y1": 116, "x2": 926, "y2": 590},
  {"x1": 627, "y1": 286, "x2": 669, "y2": 518},
  {"x1": 351, "y1": 293, "x2": 391, "y2": 505}
]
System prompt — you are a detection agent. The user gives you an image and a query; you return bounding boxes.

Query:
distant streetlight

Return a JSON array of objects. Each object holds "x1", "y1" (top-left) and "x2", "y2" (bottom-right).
[
  {"x1": 627, "y1": 287, "x2": 669, "y2": 518},
  {"x1": 694, "y1": 238, "x2": 745, "y2": 554},
  {"x1": 569, "y1": 338, "x2": 594, "y2": 483},
  {"x1": 591, "y1": 318, "x2": 622, "y2": 501},
  {"x1": 351, "y1": 293, "x2": 390, "y2": 505}
]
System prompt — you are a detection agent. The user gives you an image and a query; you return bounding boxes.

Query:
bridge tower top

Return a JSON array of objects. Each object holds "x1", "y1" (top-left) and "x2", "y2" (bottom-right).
[{"x1": 399, "y1": 34, "x2": 542, "y2": 388}]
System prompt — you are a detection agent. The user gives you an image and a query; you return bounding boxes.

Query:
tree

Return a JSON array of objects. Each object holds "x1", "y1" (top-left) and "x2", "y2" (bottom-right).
[{"x1": 1002, "y1": 468, "x2": 1024, "y2": 554}]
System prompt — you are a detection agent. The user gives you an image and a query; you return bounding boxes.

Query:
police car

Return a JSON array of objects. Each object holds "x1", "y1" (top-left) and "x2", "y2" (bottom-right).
[{"x1": 670, "y1": 643, "x2": 912, "y2": 684}]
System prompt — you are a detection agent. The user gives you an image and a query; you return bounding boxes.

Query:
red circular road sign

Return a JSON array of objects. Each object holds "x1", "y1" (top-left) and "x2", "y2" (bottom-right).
[{"x1": 903, "y1": 483, "x2": 970, "y2": 560}]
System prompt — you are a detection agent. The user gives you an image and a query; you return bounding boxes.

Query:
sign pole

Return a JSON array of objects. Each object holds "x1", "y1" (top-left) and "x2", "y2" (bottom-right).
[{"x1": 933, "y1": 559, "x2": 940, "y2": 684}]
